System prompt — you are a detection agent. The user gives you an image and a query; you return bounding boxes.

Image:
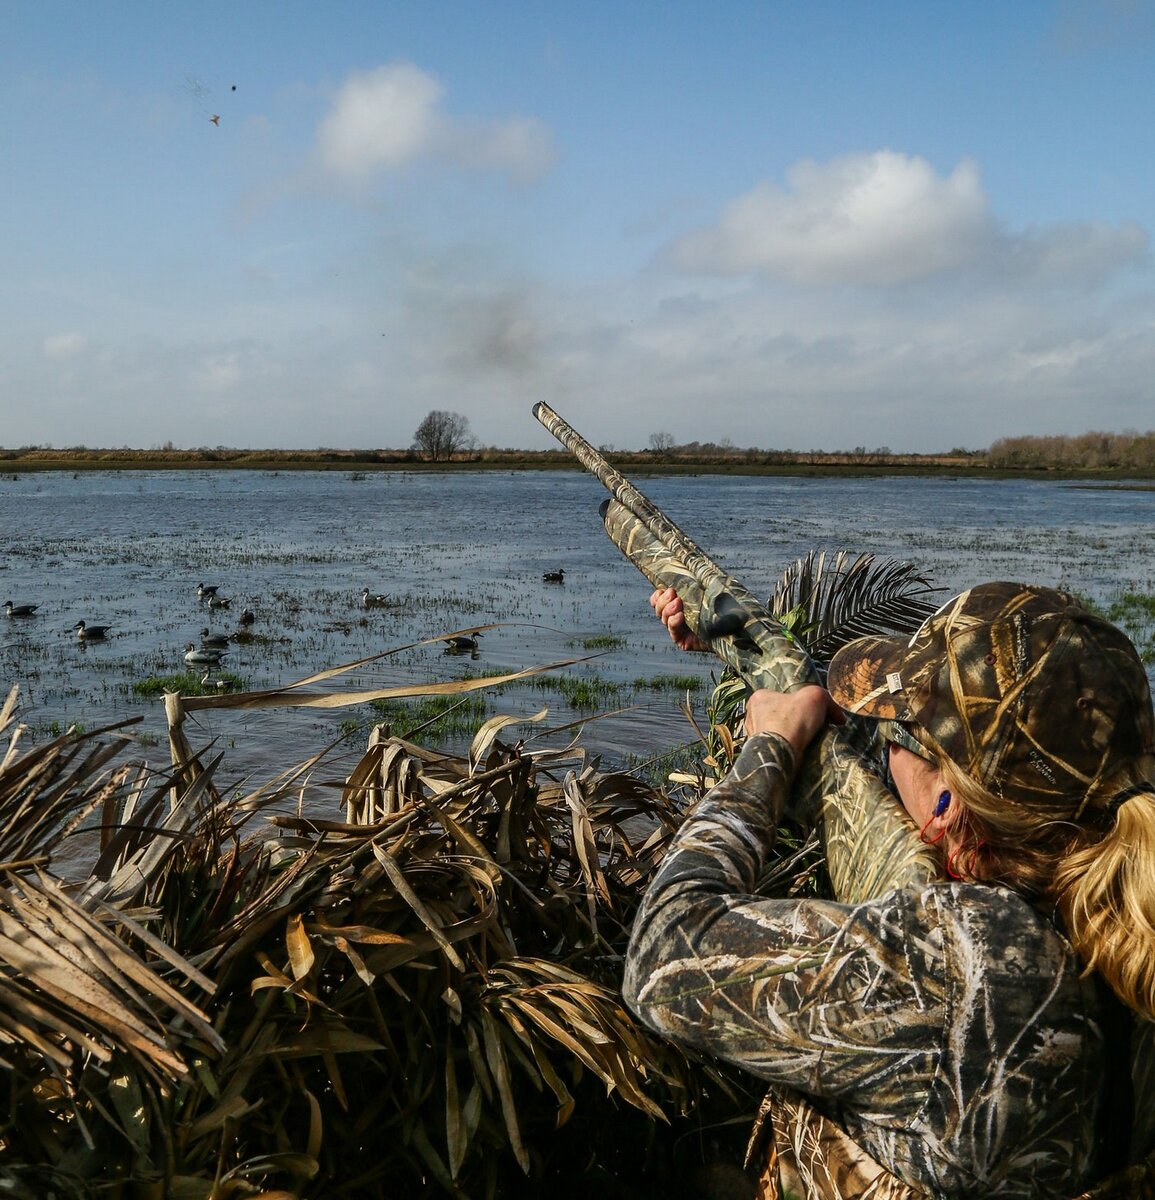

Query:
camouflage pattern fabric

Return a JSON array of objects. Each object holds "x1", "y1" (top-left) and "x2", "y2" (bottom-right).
[
  {"x1": 827, "y1": 582, "x2": 1155, "y2": 816},
  {"x1": 746, "y1": 1090, "x2": 926, "y2": 1200},
  {"x1": 622, "y1": 732, "x2": 1110, "y2": 1198}
]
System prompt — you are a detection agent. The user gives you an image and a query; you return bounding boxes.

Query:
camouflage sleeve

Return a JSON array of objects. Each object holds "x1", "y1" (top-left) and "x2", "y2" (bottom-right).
[{"x1": 622, "y1": 731, "x2": 943, "y2": 1112}]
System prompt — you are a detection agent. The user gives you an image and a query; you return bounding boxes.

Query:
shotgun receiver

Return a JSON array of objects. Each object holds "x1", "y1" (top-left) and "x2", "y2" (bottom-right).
[{"x1": 533, "y1": 401, "x2": 941, "y2": 901}]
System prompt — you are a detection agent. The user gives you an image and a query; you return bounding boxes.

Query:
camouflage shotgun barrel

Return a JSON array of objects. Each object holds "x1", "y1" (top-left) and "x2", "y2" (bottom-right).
[{"x1": 533, "y1": 401, "x2": 941, "y2": 901}]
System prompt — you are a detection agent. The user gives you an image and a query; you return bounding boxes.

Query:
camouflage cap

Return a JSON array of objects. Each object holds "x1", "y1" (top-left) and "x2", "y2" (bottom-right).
[{"x1": 827, "y1": 582, "x2": 1155, "y2": 816}]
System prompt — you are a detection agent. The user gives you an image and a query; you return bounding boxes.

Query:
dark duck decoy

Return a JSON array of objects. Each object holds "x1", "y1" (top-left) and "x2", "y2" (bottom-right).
[
  {"x1": 197, "y1": 583, "x2": 219, "y2": 600},
  {"x1": 207, "y1": 593, "x2": 231, "y2": 611},
  {"x1": 74, "y1": 620, "x2": 112, "y2": 641},
  {"x1": 5, "y1": 601, "x2": 38, "y2": 618},
  {"x1": 200, "y1": 628, "x2": 231, "y2": 650},
  {"x1": 542, "y1": 568, "x2": 566, "y2": 583},
  {"x1": 362, "y1": 587, "x2": 389, "y2": 609},
  {"x1": 443, "y1": 632, "x2": 482, "y2": 653},
  {"x1": 239, "y1": 607, "x2": 256, "y2": 626}
]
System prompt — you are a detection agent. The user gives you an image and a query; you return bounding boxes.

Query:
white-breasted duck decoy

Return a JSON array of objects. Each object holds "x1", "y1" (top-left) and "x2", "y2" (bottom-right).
[
  {"x1": 197, "y1": 583, "x2": 219, "y2": 600},
  {"x1": 543, "y1": 568, "x2": 566, "y2": 583},
  {"x1": 74, "y1": 620, "x2": 112, "y2": 641},
  {"x1": 444, "y1": 632, "x2": 482, "y2": 652},
  {"x1": 361, "y1": 587, "x2": 389, "y2": 608},
  {"x1": 185, "y1": 643, "x2": 225, "y2": 666},
  {"x1": 207, "y1": 594, "x2": 231, "y2": 610},
  {"x1": 239, "y1": 607, "x2": 256, "y2": 626},
  {"x1": 200, "y1": 629, "x2": 230, "y2": 649},
  {"x1": 5, "y1": 601, "x2": 38, "y2": 618}
]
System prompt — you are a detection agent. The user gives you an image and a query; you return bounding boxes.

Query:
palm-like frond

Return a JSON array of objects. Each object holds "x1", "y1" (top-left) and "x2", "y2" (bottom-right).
[{"x1": 771, "y1": 550, "x2": 942, "y2": 665}]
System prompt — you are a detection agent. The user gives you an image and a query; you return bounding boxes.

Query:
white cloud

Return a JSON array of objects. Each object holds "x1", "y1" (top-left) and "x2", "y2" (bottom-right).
[
  {"x1": 43, "y1": 331, "x2": 88, "y2": 358},
  {"x1": 317, "y1": 62, "x2": 554, "y2": 183},
  {"x1": 668, "y1": 150, "x2": 1150, "y2": 295},
  {"x1": 671, "y1": 151, "x2": 996, "y2": 285}
]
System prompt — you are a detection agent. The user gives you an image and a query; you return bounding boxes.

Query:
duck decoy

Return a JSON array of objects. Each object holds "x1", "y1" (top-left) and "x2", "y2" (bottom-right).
[
  {"x1": 361, "y1": 587, "x2": 389, "y2": 609},
  {"x1": 185, "y1": 643, "x2": 225, "y2": 666},
  {"x1": 197, "y1": 583, "x2": 219, "y2": 600},
  {"x1": 207, "y1": 594, "x2": 231, "y2": 610},
  {"x1": 239, "y1": 607, "x2": 256, "y2": 626},
  {"x1": 443, "y1": 632, "x2": 482, "y2": 652},
  {"x1": 74, "y1": 620, "x2": 112, "y2": 641},
  {"x1": 199, "y1": 669, "x2": 230, "y2": 691},
  {"x1": 200, "y1": 629, "x2": 230, "y2": 649},
  {"x1": 5, "y1": 601, "x2": 38, "y2": 618},
  {"x1": 543, "y1": 568, "x2": 566, "y2": 583}
]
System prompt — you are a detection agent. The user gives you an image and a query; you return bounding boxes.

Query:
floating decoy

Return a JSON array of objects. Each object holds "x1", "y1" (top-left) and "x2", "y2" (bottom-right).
[
  {"x1": 443, "y1": 632, "x2": 482, "y2": 652},
  {"x1": 361, "y1": 587, "x2": 389, "y2": 609},
  {"x1": 185, "y1": 643, "x2": 225, "y2": 666},
  {"x1": 207, "y1": 594, "x2": 231, "y2": 610},
  {"x1": 199, "y1": 669, "x2": 229, "y2": 691},
  {"x1": 239, "y1": 607, "x2": 256, "y2": 626},
  {"x1": 197, "y1": 583, "x2": 219, "y2": 599},
  {"x1": 5, "y1": 601, "x2": 38, "y2": 618},
  {"x1": 74, "y1": 620, "x2": 112, "y2": 641},
  {"x1": 543, "y1": 568, "x2": 566, "y2": 583},
  {"x1": 200, "y1": 629, "x2": 230, "y2": 649}
]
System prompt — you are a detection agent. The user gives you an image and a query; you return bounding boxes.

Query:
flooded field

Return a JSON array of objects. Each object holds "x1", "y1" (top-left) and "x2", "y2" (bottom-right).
[{"x1": 3, "y1": 468, "x2": 1154, "y2": 802}]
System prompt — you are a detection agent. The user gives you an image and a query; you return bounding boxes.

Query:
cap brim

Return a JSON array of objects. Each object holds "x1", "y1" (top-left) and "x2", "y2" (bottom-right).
[{"x1": 827, "y1": 633, "x2": 911, "y2": 721}]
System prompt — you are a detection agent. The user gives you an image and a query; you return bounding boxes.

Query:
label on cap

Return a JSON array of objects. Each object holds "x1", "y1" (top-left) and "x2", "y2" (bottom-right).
[{"x1": 886, "y1": 671, "x2": 903, "y2": 694}]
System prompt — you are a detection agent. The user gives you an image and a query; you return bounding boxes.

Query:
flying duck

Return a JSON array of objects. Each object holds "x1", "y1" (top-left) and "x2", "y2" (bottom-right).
[{"x1": 5, "y1": 601, "x2": 38, "y2": 618}]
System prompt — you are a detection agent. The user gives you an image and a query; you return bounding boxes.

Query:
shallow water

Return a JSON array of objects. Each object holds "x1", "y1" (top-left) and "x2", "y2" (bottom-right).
[{"x1": 2, "y1": 469, "x2": 1154, "y2": 797}]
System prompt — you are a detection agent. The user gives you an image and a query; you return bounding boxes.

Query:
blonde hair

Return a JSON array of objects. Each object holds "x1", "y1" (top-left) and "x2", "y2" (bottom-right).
[{"x1": 934, "y1": 755, "x2": 1155, "y2": 1022}]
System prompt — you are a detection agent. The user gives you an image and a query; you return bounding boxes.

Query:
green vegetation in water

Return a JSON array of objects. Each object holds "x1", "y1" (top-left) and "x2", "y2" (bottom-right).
[
  {"x1": 631, "y1": 674, "x2": 704, "y2": 692},
  {"x1": 129, "y1": 670, "x2": 246, "y2": 698},
  {"x1": 579, "y1": 634, "x2": 627, "y2": 650},
  {"x1": 1106, "y1": 592, "x2": 1155, "y2": 664},
  {"x1": 369, "y1": 693, "x2": 490, "y2": 740}
]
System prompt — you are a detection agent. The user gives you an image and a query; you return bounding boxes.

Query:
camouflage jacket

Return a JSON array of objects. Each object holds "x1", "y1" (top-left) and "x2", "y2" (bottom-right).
[{"x1": 622, "y1": 732, "x2": 1111, "y2": 1199}]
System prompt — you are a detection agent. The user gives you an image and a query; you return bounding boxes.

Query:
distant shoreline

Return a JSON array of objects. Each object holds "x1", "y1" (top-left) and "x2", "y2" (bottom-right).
[{"x1": 2, "y1": 446, "x2": 1154, "y2": 483}]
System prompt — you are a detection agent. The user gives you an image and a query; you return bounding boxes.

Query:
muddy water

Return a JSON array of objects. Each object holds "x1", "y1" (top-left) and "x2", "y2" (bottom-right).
[{"x1": 2, "y1": 469, "x2": 1153, "y2": 798}]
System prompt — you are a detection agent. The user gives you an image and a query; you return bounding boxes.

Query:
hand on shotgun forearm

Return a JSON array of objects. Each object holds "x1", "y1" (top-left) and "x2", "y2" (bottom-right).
[{"x1": 650, "y1": 587, "x2": 708, "y2": 652}]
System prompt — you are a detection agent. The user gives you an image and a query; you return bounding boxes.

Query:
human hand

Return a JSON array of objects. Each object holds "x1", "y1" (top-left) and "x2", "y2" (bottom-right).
[
  {"x1": 743, "y1": 685, "x2": 844, "y2": 759},
  {"x1": 650, "y1": 587, "x2": 708, "y2": 652}
]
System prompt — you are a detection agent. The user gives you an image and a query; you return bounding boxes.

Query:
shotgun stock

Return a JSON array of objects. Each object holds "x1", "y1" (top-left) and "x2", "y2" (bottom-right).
[{"x1": 533, "y1": 401, "x2": 942, "y2": 900}]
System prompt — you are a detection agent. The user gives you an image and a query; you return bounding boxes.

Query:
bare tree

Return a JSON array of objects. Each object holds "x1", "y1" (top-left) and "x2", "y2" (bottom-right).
[
  {"x1": 648, "y1": 431, "x2": 675, "y2": 453},
  {"x1": 412, "y1": 411, "x2": 477, "y2": 462}
]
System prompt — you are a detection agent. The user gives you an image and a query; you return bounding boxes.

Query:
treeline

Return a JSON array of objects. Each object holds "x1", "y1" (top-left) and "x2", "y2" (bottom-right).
[
  {"x1": 3, "y1": 431, "x2": 1155, "y2": 475},
  {"x1": 986, "y1": 431, "x2": 1155, "y2": 471}
]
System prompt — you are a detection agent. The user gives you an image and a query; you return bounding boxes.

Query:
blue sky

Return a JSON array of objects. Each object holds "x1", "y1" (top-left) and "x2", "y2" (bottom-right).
[{"x1": 4, "y1": 1, "x2": 1154, "y2": 453}]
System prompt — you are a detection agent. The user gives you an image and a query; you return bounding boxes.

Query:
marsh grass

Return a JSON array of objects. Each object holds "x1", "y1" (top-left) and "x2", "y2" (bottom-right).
[{"x1": 0, "y1": 669, "x2": 757, "y2": 1199}]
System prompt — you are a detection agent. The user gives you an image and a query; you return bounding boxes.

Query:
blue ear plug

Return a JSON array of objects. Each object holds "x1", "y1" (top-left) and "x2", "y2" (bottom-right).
[{"x1": 934, "y1": 790, "x2": 951, "y2": 817}]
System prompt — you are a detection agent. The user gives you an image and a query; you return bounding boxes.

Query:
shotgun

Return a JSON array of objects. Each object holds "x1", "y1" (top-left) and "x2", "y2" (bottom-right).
[{"x1": 533, "y1": 401, "x2": 941, "y2": 901}]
